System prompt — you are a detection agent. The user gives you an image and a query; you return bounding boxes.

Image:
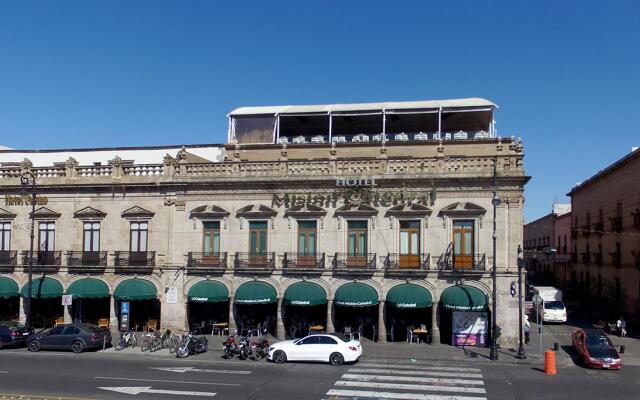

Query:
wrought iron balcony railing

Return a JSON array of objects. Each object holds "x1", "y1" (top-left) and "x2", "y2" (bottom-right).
[
  {"x1": 113, "y1": 251, "x2": 156, "y2": 268},
  {"x1": 187, "y1": 252, "x2": 228, "y2": 273},
  {"x1": 383, "y1": 253, "x2": 430, "y2": 274},
  {"x1": 234, "y1": 252, "x2": 275, "y2": 272},
  {"x1": 592, "y1": 222, "x2": 604, "y2": 236},
  {"x1": 580, "y1": 225, "x2": 591, "y2": 237},
  {"x1": 610, "y1": 216, "x2": 623, "y2": 232},
  {"x1": 0, "y1": 250, "x2": 17, "y2": 271},
  {"x1": 66, "y1": 251, "x2": 108, "y2": 267},
  {"x1": 332, "y1": 253, "x2": 376, "y2": 273},
  {"x1": 283, "y1": 252, "x2": 325, "y2": 272},
  {"x1": 21, "y1": 251, "x2": 62, "y2": 271},
  {"x1": 438, "y1": 253, "x2": 486, "y2": 271}
]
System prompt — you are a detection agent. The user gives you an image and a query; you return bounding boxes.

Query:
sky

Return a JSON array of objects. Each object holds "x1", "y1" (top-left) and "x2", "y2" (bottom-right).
[{"x1": 0, "y1": 1, "x2": 638, "y2": 222}]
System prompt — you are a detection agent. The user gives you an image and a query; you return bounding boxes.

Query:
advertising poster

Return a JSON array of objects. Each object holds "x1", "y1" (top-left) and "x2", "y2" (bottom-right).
[{"x1": 452, "y1": 311, "x2": 488, "y2": 347}]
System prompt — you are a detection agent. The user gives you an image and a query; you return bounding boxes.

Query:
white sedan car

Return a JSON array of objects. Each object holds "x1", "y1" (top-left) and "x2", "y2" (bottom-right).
[{"x1": 267, "y1": 333, "x2": 362, "y2": 366}]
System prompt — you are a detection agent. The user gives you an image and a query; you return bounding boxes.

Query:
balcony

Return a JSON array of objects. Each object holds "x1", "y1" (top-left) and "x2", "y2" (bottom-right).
[
  {"x1": 283, "y1": 252, "x2": 325, "y2": 274},
  {"x1": 580, "y1": 225, "x2": 591, "y2": 238},
  {"x1": 234, "y1": 252, "x2": 275, "y2": 274},
  {"x1": 438, "y1": 254, "x2": 486, "y2": 272},
  {"x1": 187, "y1": 252, "x2": 228, "y2": 274},
  {"x1": 610, "y1": 216, "x2": 623, "y2": 232},
  {"x1": 20, "y1": 251, "x2": 62, "y2": 272},
  {"x1": 66, "y1": 251, "x2": 108, "y2": 272},
  {"x1": 592, "y1": 222, "x2": 604, "y2": 236},
  {"x1": 113, "y1": 251, "x2": 155, "y2": 272},
  {"x1": 0, "y1": 250, "x2": 17, "y2": 272},
  {"x1": 383, "y1": 253, "x2": 430, "y2": 276},
  {"x1": 332, "y1": 253, "x2": 376, "y2": 274}
]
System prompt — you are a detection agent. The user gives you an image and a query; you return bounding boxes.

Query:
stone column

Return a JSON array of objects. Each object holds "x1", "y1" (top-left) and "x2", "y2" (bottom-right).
[
  {"x1": 276, "y1": 297, "x2": 285, "y2": 339},
  {"x1": 19, "y1": 296, "x2": 26, "y2": 325},
  {"x1": 109, "y1": 296, "x2": 118, "y2": 334},
  {"x1": 63, "y1": 304, "x2": 72, "y2": 324},
  {"x1": 326, "y1": 300, "x2": 335, "y2": 333},
  {"x1": 378, "y1": 300, "x2": 387, "y2": 343},
  {"x1": 431, "y1": 302, "x2": 440, "y2": 344},
  {"x1": 228, "y1": 297, "x2": 236, "y2": 334}
]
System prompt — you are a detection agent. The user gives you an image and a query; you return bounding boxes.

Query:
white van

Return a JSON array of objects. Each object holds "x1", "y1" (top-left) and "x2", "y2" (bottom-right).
[{"x1": 533, "y1": 286, "x2": 567, "y2": 323}]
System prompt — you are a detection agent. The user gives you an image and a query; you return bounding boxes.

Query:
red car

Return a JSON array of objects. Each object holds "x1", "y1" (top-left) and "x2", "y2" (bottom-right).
[{"x1": 572, "y1": 328, "x2": 622, "y2": 370}]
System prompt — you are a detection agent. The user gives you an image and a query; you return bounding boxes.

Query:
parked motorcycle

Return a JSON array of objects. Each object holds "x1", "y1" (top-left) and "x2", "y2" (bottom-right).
[
  {"x1": 250, "y1": 338, "x2": 270, "y2": 361},
  {"x1": 222, "y1": 336, "x2": 239, "y2": 359},
  {"x1": 238, "y1": 336, "x2": 250, "y2": 360},
  {"x1": 176, "y1": 332, "x2": 208, "y2": 358}
]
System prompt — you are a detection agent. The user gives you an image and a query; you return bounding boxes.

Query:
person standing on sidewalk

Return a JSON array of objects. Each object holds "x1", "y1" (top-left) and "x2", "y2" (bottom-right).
[
  {"x1": 617, "y1": 317, "x2": 627, "y2": 337},
  {"x1": 524, "y1": 315, "x2": 531, "y2": 344}
]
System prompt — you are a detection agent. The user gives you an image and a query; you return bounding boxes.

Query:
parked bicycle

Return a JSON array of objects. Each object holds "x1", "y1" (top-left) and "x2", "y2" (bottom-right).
[
  {"x1": 115, "y1": 329, "x2": 138, "y2": 351},
  {"x1": 140, "y1": 329, "x2": 162, "y2": 352}
]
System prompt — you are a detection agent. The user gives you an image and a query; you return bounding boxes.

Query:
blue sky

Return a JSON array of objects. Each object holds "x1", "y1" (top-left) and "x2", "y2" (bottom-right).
[{"x1": 0, "y1": 1, "x2": 638, "y2": 221}]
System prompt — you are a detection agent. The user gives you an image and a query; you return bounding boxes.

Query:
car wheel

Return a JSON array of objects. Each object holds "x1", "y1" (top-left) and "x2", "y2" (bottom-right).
[
  {"x1": 71, "y1": 340, "x2": 84, "y2": 354},
  {"x1": 28, "y1": 340, "x2": 41, "y2": 352},
  {"x1": 329, "y1": 352, "x2": 344, "y2": 366},
  {"x1": 273, "y1": 350, "x2": 287, "y2": 364}
]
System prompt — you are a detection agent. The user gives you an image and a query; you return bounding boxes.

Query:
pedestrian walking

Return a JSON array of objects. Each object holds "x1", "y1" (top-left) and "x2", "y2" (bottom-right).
[
  {"x1": 617, "y1": 317, "x2": 627, "y2": 337},
  {"x1": 524, "y1": 315, "x2": 531, "y2": 345}
]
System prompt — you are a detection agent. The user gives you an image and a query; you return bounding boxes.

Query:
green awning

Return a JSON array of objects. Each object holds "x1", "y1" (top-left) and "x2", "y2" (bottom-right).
[
  {"x1": 0, "y1": 277, "x2": 19, "y2": 298},
  {"x1": 440, "y1": 285, "x2": 487, "y2": 311},
  {"x1": 20, "y1": 277, "x2": 63, "y2": 299},
  {"x1": 113, "y1": 279, "x2": 157, "y2": 301},
  {"x1": 235, "y1": 281, "x2": 277, "y2": 305},
  {"x1": 386, "y1": 284, "x2": 433, "y2": 309},
  {"x1": 283, "y1": 282, "x2": 327, "y2": 306},
  {"x1": 67, "y1": 278, "x2": 109, "y2": 299},
  {"x1": 334, "y1": 283, "x2": 378, "y2": 307},
  {"x1": 189, "y1": 281, "x2": 229, "y2": 303}
]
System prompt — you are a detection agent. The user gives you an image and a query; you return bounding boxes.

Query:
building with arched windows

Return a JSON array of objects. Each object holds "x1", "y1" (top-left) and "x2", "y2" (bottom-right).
[{"x1": 0, "y1": 98, "x2": 528, "y2": 346}]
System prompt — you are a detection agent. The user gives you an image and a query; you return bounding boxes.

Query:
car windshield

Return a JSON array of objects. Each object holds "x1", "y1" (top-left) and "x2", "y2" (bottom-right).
[
  {"x1": 586, "y1": 335, "x2": 614, "y2": 349},
  {"x1": 544, "y1": 301, "x2": 564, "y2": 310},
  {"x1": 81, "y1": 324, "x2": 101, "y2": 332},
  {"x1": 0, "y1": 321, "x2": 25, "y2": 329}
]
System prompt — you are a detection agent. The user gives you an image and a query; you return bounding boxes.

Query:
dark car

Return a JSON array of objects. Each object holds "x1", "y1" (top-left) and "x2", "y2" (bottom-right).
[
  {"x1": 27, "y1": 323, "x2": 111, "y2": 353},
  {"x1": 0, "y1": 321, "x2": 31, "y2": 349},
  {"x1": 572, "y1": 328, "x2": 622, "y2": 370}
]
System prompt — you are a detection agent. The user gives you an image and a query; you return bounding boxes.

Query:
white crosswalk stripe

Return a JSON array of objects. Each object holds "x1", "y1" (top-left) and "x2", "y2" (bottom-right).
[{"x1": 324, "y1": 361, "x2": 487, "y2": 400}]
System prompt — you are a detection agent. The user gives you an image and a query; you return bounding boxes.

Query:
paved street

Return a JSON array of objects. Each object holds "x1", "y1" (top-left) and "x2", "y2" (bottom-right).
[{"x1": 1, "y1": 319, "x2": 639, "y2": 400}]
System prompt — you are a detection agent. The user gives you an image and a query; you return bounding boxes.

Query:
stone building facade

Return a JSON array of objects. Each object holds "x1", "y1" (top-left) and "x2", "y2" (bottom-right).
[{"x1": 0, "y1": 99, "x2": 529, "y2": 346}]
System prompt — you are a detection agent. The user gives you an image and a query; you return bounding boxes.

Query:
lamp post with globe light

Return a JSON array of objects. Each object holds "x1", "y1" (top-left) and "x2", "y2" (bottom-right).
[{"x1": 20, "y1": 171, "x2": 37, "y2": 331}]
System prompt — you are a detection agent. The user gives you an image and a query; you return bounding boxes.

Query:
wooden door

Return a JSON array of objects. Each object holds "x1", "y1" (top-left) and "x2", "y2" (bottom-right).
[
  {"x1": 202, "y1": 221, "x2": 221, "y2": 266},
  {"x1": 347, "y1": 221, "x2": 367, "y2": 268},
  {"x1": 399, "y1": 221, "x2": 420, "y2": 268},
  {"x1": 453, "y1": 220, "x2": 474, "y2": 269},
  {"x1": 249, "y1": 221, "x2": 268, "y2": 266},
  {"x1": 297, "y1": 221, "x2": 317, "y2": 267}
]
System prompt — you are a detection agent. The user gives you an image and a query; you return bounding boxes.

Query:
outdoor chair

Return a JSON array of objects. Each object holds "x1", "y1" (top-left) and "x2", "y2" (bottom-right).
[
  {"x1": 145, "y1": 319, "x2": 158, "y2": 332},
  {"x1": 97, "y1": 318, "x2": 109, "y2": 330},
  {"x1": 407, "y1": 327, "x2": 419, "y2": 344},
  {"x1": 54, "y1": 317, "x2": 64, "y2": 327},
  {"x1": 354, "y1": 324, "x2": 363, "y2": 340},
  {"x1": 343, "y1": 326, "x2": 353, "y2": 340},
  {"x1": 289, "y1": 325, "x2": 298, "y2": 339}
]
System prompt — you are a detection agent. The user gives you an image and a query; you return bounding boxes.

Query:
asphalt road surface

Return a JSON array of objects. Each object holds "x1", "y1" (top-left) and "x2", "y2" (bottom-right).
[{"x1": 1, "y1": 344, "x2": 639, "y2": 399}]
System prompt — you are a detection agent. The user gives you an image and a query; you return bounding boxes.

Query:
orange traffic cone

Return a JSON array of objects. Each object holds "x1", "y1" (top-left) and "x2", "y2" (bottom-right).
[{"x1": 544, "y1": 349, "x2": 557, "y2": 375}]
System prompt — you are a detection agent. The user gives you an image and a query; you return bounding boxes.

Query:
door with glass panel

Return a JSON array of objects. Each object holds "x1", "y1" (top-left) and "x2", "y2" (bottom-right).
[
  {"x1": 297, "y1": 221, "x2": 317, "y2": 267},
  {"x1": 249, "y1": 221, "x2": 268, "y2": 266},
  {"x1": 129, "y1": 222, "x2": 148, "y2": 265},
  {"x1": 38, "y1": 222, "x2": 55, "y2": 264},
  {"x1": 347, "y1": 221, "x2": 367, "y2": 268},
  {"x1": 399, "y1": 220, "x2": 420, "y2": 268},
  {"x1": 453, "y1": 220, "x2": 474, "y2": 269},
  {"x1": 202, "y1": 221, "x2": 221, "y2": 266},
  {"x1": 0, "y1": 222, "x2": 11, "y2": 264},
  {"x1": 82, "y1": 222, "x2": 100, "y2": 265}
]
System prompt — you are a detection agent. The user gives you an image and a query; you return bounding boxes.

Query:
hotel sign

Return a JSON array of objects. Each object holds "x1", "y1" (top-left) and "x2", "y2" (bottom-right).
[
  {"x1": 272, "y1": 188, "x2": 436, "y2": 209},
  {"x1": 4, "y1": 195, "x2": 48, "y2": 206}
]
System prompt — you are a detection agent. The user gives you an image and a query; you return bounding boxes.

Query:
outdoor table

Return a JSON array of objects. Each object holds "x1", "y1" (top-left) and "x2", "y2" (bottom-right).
[
  {"x1": 212, "y1": 322, "x2": 229, "y2": 337},
  {"x1": 412, "y1": 328, "x2": 430, "y2": 343},
  {"x1": 309, "y1": 325, "x2": 325, "y2": 334}
]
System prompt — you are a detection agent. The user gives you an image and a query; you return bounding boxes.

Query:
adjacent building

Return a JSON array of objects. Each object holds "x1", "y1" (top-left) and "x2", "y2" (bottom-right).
[{"x1": 0, "y1": 98, "x2": 529, "y2": 346}]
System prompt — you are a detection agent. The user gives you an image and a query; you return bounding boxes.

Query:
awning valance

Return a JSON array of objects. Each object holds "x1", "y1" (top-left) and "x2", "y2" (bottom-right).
[
  {"x1": 0, "y1": 277, "x2": 19, "y2": 298},
  {"x1": 235, "y1": 281, "x2": 277, "y2": 305},
  {"x1": 113, "y1": 279, "x2": 157, "y2": 301},
  {"x1": 21, "y1": 277, "x2": 63, "y2": 299},
  {"x1": 440, "y1": 285, "x2": 487, "y2": 311},
  {"x1": 67, "y1": 278, "x2": 109, "y2": 299},
  {"x1": 386, "y1": 284, "x2": 432, "y2": 309},
  {"x1": 283, "y1": 282, "x2": 326, "y2": 306},
  {"x1": 188, "y1": 281, "x2": 229, "y2": 303},
  {"x1": 334, "y1": 283, "x2": 378, "y2": 307}
]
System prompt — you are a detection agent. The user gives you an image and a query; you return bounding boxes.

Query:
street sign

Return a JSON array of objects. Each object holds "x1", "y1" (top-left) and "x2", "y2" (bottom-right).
[
  {"x1": 61, "y1": 295, "x2": 73, "y2": 306},
  {"x1": 166, "y1": 287, "x2": 178, "y2": 304},
  {"x1": 98, "y1": 387, "x2": 219, "y2": 397},
  {"x1": 120, "y1": 301, "x2": 130, "y2": 331},
  {"x1": 532, "y1": 294, "x2": 543, "y2": 306}
]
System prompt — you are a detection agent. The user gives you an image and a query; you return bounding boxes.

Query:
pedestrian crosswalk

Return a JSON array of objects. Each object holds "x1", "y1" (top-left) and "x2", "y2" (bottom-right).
[{"x1": 323, "y1": 361, "x2": 487, "y2": 400}]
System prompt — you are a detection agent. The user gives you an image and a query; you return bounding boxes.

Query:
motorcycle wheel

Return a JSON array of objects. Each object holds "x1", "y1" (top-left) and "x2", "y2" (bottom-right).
[
  {"x1": 253, "y1": 348, "x2": 265, "y2": 361},
  {"x1": 115, "y1": 340, "x2": 125, "y2": 351},
  {"x1": 140, "y1": 338, "x2": 150, "y2": 352},
  {"x1": 176, "y1": 346, "x2": 189, "y2": 358},
  {"x1": 224, "y1": 347, "x2": 233, "y2": 359}
]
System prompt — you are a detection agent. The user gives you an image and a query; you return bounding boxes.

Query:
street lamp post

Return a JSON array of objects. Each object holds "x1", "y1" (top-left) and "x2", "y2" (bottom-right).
[
  {"x1": 516, "y1": 245, "x2": 526, "y2": 359},
  {"x1": 489, "y1": 192, "x2": 500, "y2": 361},
  {"x1": 20, "y1": 171, "x2": 37, "y2": 331}
]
